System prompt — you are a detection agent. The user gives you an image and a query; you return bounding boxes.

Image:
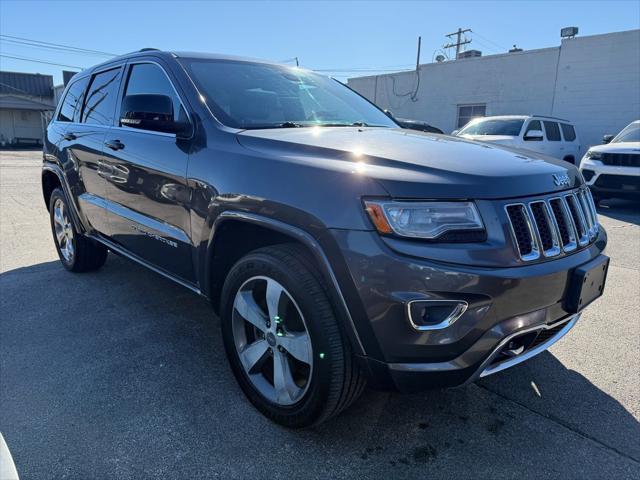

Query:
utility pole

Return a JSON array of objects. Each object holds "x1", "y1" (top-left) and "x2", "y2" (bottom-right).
[{"x1": 444, "y1": 28, "x2": 472, "y2": 59}]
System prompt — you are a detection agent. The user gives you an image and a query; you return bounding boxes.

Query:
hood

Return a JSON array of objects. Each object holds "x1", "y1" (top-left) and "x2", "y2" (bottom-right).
[
  {"x1": 236, "y1": 127, "x2": 581, "y2": 199},
  {"x1": 587, "y1": 142, "x2": 640, "y2": 154}
]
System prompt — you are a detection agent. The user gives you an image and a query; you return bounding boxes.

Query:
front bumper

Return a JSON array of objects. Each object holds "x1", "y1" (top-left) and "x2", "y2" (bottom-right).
[
  {"x1": 330, "y1": 228, "x2": 607, "y2": 392},
  {"x1": 580, "y1": 159, "x2": 640, "y2": 198}
]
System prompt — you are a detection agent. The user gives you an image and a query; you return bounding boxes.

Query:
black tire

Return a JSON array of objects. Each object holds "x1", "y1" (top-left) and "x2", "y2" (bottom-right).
[
  {"x1": 49, "y1": 188, "x2": 107, "y2": 272},
  {"x1": 220, "y1": 243, "x2": 366, "y2": 428}
]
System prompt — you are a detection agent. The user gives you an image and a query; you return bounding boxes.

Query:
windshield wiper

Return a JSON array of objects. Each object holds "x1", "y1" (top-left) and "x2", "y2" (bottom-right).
[{"x1": 278, "y1": 121, "x2": 304, "y2": 128}]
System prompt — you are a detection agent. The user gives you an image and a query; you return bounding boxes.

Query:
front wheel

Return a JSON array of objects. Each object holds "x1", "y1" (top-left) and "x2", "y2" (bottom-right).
[{"x1": 220, "y1": 244, "x2": 366, "y2": 427}]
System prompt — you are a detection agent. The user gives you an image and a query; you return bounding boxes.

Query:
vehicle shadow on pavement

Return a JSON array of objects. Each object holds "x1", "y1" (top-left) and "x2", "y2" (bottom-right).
[
  {"x1": 1, "y1": 256, "x2": 639, "y2": 479},
  {"x1": 596, "y1": 198, "x2": 640, "y2": 225}
]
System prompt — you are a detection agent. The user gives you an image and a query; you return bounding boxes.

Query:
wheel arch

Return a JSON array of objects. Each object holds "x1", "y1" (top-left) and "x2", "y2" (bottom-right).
[
  {"x1": 41, "y1": 164, "x2": 85, "y2": 233},
  {"x1": 42, "y1": 168, "x2": 62, "y2": 211},
  {"x1": 563, "y1": 154, "x2": 576, "y2": 165},
  {"x1": 204, "y1": 211, "x2": 366, "y2": 356}
]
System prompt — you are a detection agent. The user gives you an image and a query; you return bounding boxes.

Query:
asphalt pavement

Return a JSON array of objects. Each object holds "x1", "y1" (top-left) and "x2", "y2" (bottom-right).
[{"x1": 1, "y1": 149, "x2": 639, "y2": 479}]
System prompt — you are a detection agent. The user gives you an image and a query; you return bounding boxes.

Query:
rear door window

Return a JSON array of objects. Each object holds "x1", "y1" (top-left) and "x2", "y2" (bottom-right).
[
  {"x1": 560, "y1": 123, "x2": 576, "y2": 141},
  {"x1": 543, "y1": 121, "x2": 561, "y2": 141},
  {"x1": 82, "y1": 68, "x2": 122, "y2": 126},
  {"x1": 57, "y1": 76, "x2": 90, "y2": 123}
]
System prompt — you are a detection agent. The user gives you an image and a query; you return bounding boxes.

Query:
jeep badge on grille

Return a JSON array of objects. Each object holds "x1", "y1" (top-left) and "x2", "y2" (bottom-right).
[{"x1": 553, "y1": 173, "x2": 571, "y2": 187}]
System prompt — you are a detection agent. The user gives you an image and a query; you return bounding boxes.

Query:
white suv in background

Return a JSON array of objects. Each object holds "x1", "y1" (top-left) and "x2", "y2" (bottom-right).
[
  {"x1": 455, "y1": 115, "x2": 581, "y2": 164},
  {"x1": 580, "y1": 120, "x2": 640, "y2": 203}
]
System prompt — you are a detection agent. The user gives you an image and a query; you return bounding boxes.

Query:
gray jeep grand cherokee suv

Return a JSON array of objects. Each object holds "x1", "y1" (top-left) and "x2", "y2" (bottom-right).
[{"x1": 43, "y1": 50, "x2": 609, "y2": 427}]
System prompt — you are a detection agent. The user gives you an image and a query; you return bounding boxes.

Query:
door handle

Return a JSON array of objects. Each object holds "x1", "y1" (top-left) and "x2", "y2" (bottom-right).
[
  {"x1": 63, "y1": 133, "x2": 76, "y2": 141},
  {"x1": 105, "y1": 139, "x2": 125, "y2": 151}
]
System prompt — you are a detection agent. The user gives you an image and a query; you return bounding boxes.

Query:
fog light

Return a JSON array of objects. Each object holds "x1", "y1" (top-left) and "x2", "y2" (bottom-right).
[{"x1": 407, "y1": 300, "x2": 468, "y2": 331}]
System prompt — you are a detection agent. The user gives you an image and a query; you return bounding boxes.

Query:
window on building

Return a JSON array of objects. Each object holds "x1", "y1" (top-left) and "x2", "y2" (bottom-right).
[
  {"x1": 457, "y1": 104, "x2": 486, "y2": 129},
  {"x1": 560, "y1": 123, "x2": 576, "y2": 142},
  {"x1": 57, "y1": 76, "x2": 89, "y2": 123},
  {"x1": 121, "y1": 63, "x2": 185, "y2": 125},
  {"x1": 543, "y1": 121, "x2": 561, "y2": 141},
  {"x1": 82, "y1": 68, "x2": 122, "y2": 126}
]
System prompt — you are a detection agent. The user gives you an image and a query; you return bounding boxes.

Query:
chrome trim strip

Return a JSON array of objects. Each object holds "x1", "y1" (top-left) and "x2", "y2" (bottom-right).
[
  {"x1": 79, "y1": 193, "x2": 190, "y2": 244},
  {"x1": 108, "y1": 125, "x2": 177, "y2": 138},
  {"x1": 549, "y1": 197, "x2": 577, "y2": 252},
  {"x1": 529, "y1": 200, "x2": 561, "y2": 257},
  {"x1": 577, "y1": 189, "x2": 595, "y2": 239},
  {"x1": 565, "y1": 193, "x2": 589, "y2": 246},
  {"x1": 584, "y1": 188, "x2": 599, "y2": 233},
  {"x1": 406, "y1": 300, "x2": 468, "y2": 331},
  {"x1": 505, "y1": 203, "x2": 540, "y2": 261},
  {"x1": 477, "y1": 314, "x2": 580, "y2": 379}
]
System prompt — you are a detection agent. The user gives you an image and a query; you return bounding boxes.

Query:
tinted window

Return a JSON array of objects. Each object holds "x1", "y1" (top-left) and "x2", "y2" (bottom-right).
[
  {"x1": 560, "y1": 123, "x2": 576, "y2": 141},
  {"x1": 82, "y1": 68, "x2": 122, "y2": 125},
  {"x1": 181, "y1": 60, "x2": 396, "y2": 129},
  {"x1": 457, "y1": 104, "x2": 486, "y2": 129},
  {"x1": 458, "y1": 118, "x2": 523, "y2": 136},
  {"x1": 543, "y1": 121, "x2": 561, "y2": 141},
  {"x1": 524, "y1": 120, "x2": 544, "y2": 140},
  {"x1": 121, "y1": 63, "x2": 185, "y2": 123},
  {"x1": 57, "y1": 77, "x2": 89, "y2": 122}
]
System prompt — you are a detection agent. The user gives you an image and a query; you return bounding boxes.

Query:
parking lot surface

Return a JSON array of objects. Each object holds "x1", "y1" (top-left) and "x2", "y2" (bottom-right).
[{"x1": 1, "y1": 149, "x2": 639, "y2": 479}]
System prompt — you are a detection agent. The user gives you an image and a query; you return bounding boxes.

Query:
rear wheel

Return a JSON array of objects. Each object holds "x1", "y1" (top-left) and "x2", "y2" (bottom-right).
[
  {"x1": 220, "y1": 244, "x2": 366, "y2": 427},
  {"x1": 49, "y1": 188, "x2": 107, "y2": 272}
]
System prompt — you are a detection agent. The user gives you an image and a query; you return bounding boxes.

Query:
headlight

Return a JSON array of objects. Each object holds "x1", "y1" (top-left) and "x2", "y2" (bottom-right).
[
  {"x1": 585, "y1": 150, "x2": 603, "y2": 160},
  {"x1": 364, "y1": 200, "x2": 484, "y2": 239}
]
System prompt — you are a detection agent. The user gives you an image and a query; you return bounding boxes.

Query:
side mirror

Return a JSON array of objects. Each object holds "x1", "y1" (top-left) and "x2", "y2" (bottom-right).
[
  {"x1": 451, "y1": 129, "x2": 460, "y2": 136},
  {"x1": 602, "y1": 134, "x2": 614, "y2": 144},
  {"x1": 524, "y1": 129, "x2": 544, "y2": 141},
  {"x1": 120, "y1": 94, "x2": 190, "y2": 136}
]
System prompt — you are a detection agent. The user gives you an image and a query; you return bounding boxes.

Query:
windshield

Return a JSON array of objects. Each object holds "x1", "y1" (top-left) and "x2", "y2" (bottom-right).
[
  {"x1": 180, "y1": 59, "x2": 397, "y2": 129},
  {"x1": 459, "y1": 118, "x2": 524, "y2": 136},
  {"x1": 612, "y1": 123, "x2": 640, "y2": 143}
]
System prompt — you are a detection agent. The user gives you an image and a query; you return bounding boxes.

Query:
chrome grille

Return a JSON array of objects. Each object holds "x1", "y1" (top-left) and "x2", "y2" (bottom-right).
[{"x1": 506, "y1": 187, "x2": 598, "y2": 261}]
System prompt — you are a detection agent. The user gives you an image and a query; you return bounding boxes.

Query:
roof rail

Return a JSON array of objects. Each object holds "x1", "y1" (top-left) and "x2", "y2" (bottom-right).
[
  {"x1": 531, "y1": 114, "x2": 571, "y2": 122},
  {"x1": 139, "y1": 48, "x2": 160, "y2": 52}
]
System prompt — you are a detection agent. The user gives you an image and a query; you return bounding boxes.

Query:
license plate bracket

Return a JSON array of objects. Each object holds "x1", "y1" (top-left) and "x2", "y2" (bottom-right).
[{"x1": 565, "y1": 255, "x2": 609, "y2": 313}]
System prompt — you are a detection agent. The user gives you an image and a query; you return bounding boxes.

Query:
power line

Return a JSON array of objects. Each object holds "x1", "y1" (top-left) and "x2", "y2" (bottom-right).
[
  {"x1": 0, "y1": 34, "x2": 117, "y2": 56},
  {"x1": 0, "y1": 53, "x2": 84, "y2": 70},
  {"x1": 314, "y1": 67, "x2": 413, "y2": 73},
  {"x1": 0, "y1": 38, "x2": 114, "y2": 58},
  {"x1": 470, "y1": 30, "x2": 509, "y2": 52}
]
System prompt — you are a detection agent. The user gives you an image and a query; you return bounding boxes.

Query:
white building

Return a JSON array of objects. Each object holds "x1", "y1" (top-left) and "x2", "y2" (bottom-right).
[
  {"x1": 348, "y1": 29, "x2": 640, "y2": 150},
  {"x1": 0, "y1": 71, "x2": 55, "y2": 146}
]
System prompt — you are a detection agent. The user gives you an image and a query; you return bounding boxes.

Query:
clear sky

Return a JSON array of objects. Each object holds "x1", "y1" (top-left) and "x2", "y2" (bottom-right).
[{"x1": 1, "y1": 0, "x2": 639, "y2": 85}]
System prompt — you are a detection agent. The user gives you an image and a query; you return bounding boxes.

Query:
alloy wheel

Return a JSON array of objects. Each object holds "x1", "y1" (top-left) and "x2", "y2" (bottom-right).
[
  {"x1": 53, "y1": 198, "x2": 74, "y2": 262},
  {"x1": 232, "y1": 276, "x2": 313, "y2": 406}
]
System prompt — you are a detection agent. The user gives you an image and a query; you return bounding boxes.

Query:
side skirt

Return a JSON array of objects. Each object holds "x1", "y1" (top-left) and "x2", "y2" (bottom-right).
[{"x1": 91, "y1": 234, "x2": 203, "y2": 297}]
